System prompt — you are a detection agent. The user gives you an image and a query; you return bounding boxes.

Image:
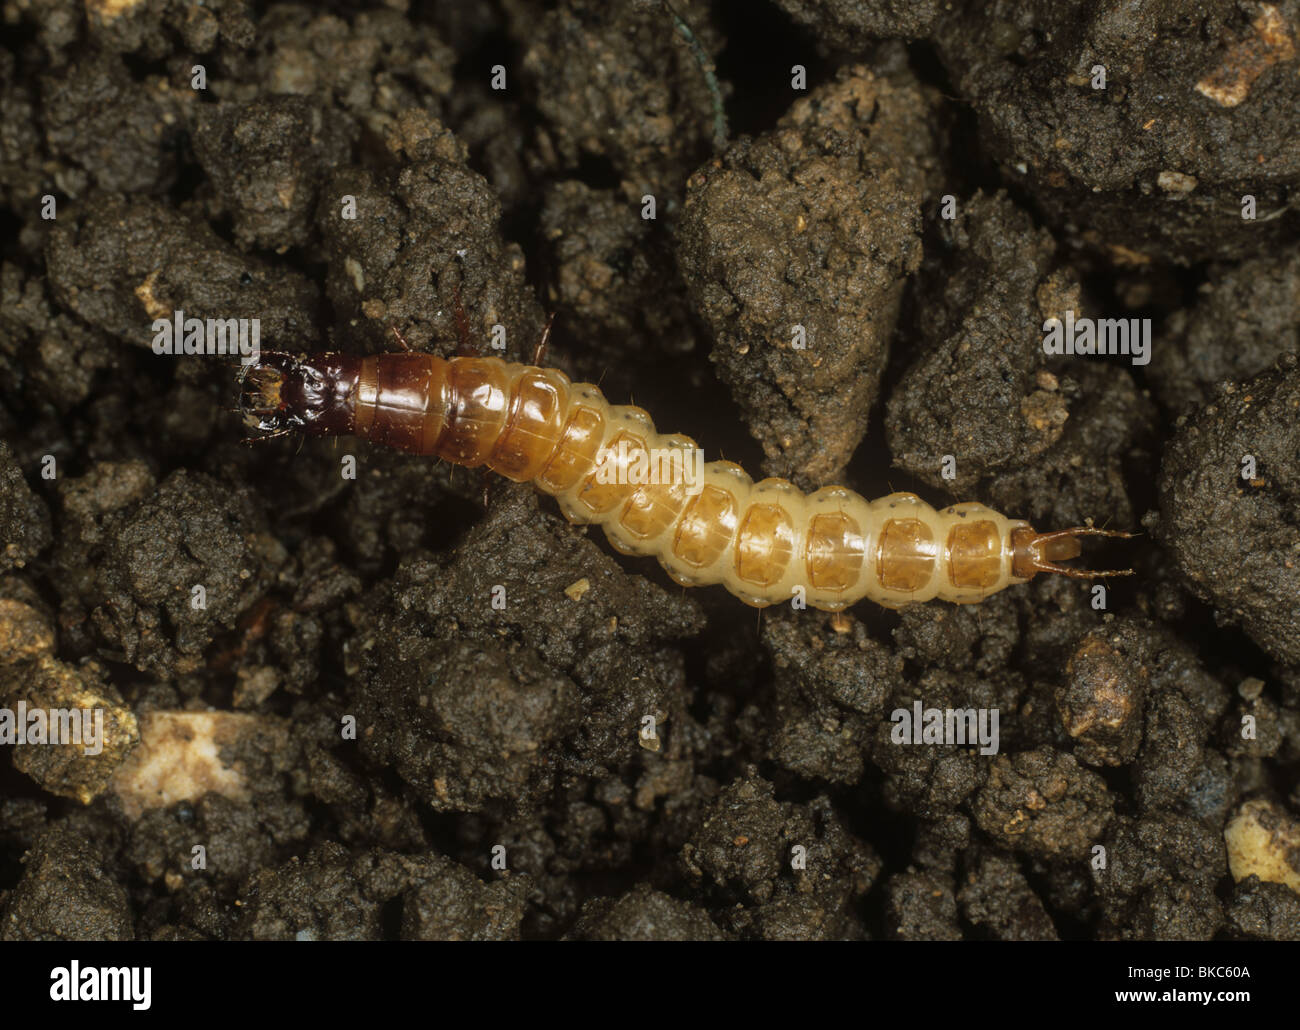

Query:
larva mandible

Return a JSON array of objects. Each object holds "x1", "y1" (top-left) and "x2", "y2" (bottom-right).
[{"x1": 239, "y1": 348, "x2": 1132, "y2": 610}]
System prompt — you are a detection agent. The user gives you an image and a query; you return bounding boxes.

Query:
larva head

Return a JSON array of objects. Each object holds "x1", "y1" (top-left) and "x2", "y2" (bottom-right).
[
  {"x1": 239, "y1": 352, "x2": 362, "y2": 436},
  {"x1": 1010, "y1": 526, "x2": 1136, "y2": 580}
]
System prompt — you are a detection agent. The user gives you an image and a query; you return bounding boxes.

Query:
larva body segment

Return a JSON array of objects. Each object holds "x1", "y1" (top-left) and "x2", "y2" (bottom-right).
[{"x1": 240, "y1": 352, "x2": 1130, "y2": 609}]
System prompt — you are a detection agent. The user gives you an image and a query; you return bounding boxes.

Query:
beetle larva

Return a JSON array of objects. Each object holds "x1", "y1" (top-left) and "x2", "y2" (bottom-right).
[{"x1": 240, "y1": 351, "x2": 1132, "y2": 610}]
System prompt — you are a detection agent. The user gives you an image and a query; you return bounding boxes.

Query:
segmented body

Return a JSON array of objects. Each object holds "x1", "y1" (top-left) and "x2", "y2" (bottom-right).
[{"x1": 249, "y1": 352, "x2": 1052, "y2": 610}]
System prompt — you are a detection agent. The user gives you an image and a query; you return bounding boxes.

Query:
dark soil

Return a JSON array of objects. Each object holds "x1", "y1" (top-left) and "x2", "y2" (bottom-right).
[{"x1": 1, "y1": 0, "x2": 1298, "y2": 941}]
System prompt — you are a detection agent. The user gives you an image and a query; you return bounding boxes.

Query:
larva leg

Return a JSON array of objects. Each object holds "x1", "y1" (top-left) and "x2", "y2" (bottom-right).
[{"x1": 531, "y1": 314, "x2": 555, "y2": 367}]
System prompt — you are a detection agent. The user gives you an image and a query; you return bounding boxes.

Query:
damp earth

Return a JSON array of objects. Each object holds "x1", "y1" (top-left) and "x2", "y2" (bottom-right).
[{"x1": 1, "y1": 0, "x2": 1299, "y2": 940}]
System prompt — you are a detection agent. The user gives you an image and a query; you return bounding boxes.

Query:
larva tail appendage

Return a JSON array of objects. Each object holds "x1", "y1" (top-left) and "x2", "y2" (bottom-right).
[{"x1": 1010, "y1": 526, "x2": 1137, "y2": 581}]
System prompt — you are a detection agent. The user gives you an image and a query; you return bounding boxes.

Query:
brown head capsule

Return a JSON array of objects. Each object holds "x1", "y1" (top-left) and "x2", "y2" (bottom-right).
[{"x1": 239, "y1": 352, "x2": 363, "y2": 438}]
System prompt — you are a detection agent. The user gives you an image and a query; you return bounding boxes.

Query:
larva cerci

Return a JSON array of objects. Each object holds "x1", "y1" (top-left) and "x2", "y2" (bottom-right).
[{"x1": 240, "y1": 351, "x2": 1131, "y2": 610}]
